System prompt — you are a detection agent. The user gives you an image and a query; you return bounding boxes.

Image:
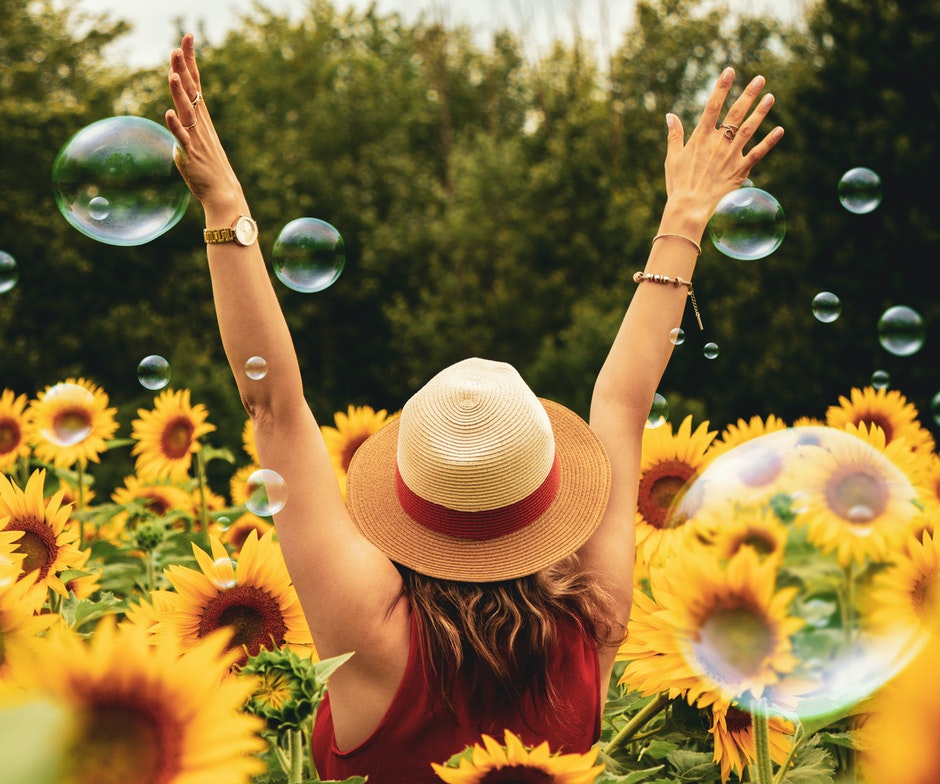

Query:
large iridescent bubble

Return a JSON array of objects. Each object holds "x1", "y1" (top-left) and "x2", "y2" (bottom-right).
[
  {"x1": 272, "y1": 218, "x2": 345, "y2": 293},
  {"x1": 662, "y1": 426, "x2": 925, "y2": 723},
  {"x1": 52, "y1": 116, "x2": 190, "y2": 246},
  {"x1": 707, "y1": 187, "x2": 786, "y2": 261}
]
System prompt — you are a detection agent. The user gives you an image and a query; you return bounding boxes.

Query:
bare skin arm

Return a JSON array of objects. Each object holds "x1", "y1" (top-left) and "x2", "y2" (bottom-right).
[
  {"x1": 164, "y1": 34, "x2": 409, "y2": 750},
  {"x1": 577, "y1": 67, "x2": 785, "y2": 682}
]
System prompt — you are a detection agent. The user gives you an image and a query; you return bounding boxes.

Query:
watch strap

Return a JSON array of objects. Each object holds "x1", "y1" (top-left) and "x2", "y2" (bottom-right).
[{"x1": 204, "y1": 226, "x2": 238, "y2": 244}]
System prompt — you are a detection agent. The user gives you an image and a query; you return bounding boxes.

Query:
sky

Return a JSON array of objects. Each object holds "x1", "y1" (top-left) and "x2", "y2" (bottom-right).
[{"x1": 69, "y1": 0, "x2": 803, "y2": 70}]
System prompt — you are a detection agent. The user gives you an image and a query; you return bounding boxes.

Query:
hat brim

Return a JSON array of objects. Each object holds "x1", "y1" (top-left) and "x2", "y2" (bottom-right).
[{"x1": 345, "y1": 398, "x2": 611, "y2": 582}]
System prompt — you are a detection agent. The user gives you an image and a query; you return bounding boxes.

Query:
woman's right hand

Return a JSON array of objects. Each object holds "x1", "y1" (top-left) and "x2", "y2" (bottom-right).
[{"x1": 165, "y1": 33, "x2": 245, "y2": 215}]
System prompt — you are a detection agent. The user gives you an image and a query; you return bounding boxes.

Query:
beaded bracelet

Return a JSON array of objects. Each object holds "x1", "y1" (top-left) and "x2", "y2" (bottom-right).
[{"x1": 633, "y1": 270, "x2": 704, "y2": 330}]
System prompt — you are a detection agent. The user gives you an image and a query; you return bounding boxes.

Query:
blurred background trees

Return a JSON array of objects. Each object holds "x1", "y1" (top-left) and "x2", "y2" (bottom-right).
[{"x1": 2, "y1": 0, "x2": 938, "y2": 495}]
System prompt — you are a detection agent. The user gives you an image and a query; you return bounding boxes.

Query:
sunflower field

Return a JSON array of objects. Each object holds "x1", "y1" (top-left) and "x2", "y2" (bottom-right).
[{"x1": 0, "y1": 373, "x2": 938, "y2": 784}]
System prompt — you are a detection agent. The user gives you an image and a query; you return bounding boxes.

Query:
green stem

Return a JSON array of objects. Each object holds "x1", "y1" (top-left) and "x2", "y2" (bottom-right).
[
  {"x1": 288, "y1": 728, "x2": 305, "y2": 784},
  {"x1": 773, "y1": 723, "x2": 805, "y2": 784},
  {"x1": 76, "y1": 462, "x2": 86, "y2": 548},
  {"x1": 751, "y1": 709, "x2": 775, "y2": 784},
  {"x1": 603, "y1": 692, "x2": 671, "y2": 756},
  {"x1": 145, "y1": 549, "x2": 156, "y2": 594},
  {"x1": 195, "y1": 449, "x2": 210, "y2": 533}
]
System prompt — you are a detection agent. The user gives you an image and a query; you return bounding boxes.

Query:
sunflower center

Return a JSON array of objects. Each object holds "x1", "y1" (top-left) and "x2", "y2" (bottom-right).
[
  {"x1": 160, "y1": 417, "x2": 195, "y2": 460},
  {"x1": 911, "y1": 571, "x2": 940, "y2": 627},
  {"x1": 855, "y1": 414, "x2": 894, "y2": 443},
  {"x1": 69, "y1": 701, "x2": 181, "y2": 784},
  {"x1": 738, "y1": 449, "x2": 785, "y2": 489},
  {"x1": 732, "y1": 529, "x2": 779, "y2": 557},
  {"x1": 639, "y1": 461, "x2": 697, "y2": 530},
  {"x1": 694, "y1": 603, "x2": 775, "y2": 687},
  {"x1": 199, "y1": 584, "x2": 288, "y2": 661},
  {"x1": 826, "y1": 468, "x2": 886, "y2": 525},
  {"x1": 0, "y1": 417, "x2": 21, "y2": 453},
  {"x1": 143, "y1": 493, "x2": 172, "y2": 516},
  {"x1": 479, "y1": 765, "x2": 554, "y2": 784},
  {"x1": 11, "y1": 519, "x2": 58, "y2": 578},
  {"x1": 725, "y1": 706, "x2": 753, "y2": 733},
  {"x1": 341, "y1": 435, "x2": 370, "y2": 473}
]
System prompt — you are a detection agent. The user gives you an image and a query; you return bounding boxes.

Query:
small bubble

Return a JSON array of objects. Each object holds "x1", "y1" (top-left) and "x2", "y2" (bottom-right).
[
  {"x1": 245, "y1": 468, "x2": 287, "y2": 517},
  {"x1": 812, "y1": 291, "x2": 842, "y2": 323},
  {"x1": 211, "y1": 557, "x2": 237, "y2": 590},
  {"x1": 704, "y1": 342, "x2": 720, "y2": 360},
  {"x1": 646, "y1": 393, "x2": 669, "y2": 428},
  {"x1": 707, "y1": 187, "x2": 786, "y2": 261},
  {"x1": 838, "y1": 167, "x2": 882, "y2": 214},
  {"x1": 0, "y1": 251, "x2": 18, "y2": 294},
  {"x1": 877, "y1": 305, "x2": 925, "y2": 357},
  {"x1": 931, "y1": 391, "x2": 940, "y2": 427},
  {"x1": 88, "y1": 195, "x2": 111, "y2": 221},
  {"x1": 244, "y1": 356, "x2": 268, "y2": 380},
  {"x1": 669, "y1": 327, "x2": 686, "y2": 345},
  {"x1": 871, "y1": 369, "x2": 890, "y2": 389},
  {"x1": 39, "y1": 382, "x2": 95, "y2": 446},
  {"x1": 216, "y1": 515, "x2": 231, "y2": 531},
  {"x1": 137, "y1": 355, "x2": 171, "y2": 390},
  {"x1": 272, "y1": 217, "x2": 345, "y2": 293}
]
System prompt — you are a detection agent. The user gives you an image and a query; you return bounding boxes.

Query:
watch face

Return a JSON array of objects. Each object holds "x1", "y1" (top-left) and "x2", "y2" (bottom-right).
[{"x1": 234, "y1": 217, "x2": 258, "y2": 246}]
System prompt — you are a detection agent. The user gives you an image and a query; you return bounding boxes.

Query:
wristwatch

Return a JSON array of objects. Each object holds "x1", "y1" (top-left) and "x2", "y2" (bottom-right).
[{"x1": 203, "y1": 215, "x2": 258, "y2": 246}]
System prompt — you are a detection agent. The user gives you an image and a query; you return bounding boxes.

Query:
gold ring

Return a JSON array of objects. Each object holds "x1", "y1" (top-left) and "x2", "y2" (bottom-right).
[
  {"x1": 191, "y1": 91, "x2": 203, "y2": 107},
  {"x1": 184, "y1": 118, "x2": 198, "y2": 130},
  {"x1": 721, "y1": 124, "x2": 738, "y2": 140}
]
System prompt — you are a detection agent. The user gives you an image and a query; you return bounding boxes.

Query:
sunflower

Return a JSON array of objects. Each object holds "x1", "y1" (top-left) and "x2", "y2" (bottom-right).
[
  {"x1": 0, "y1": 388, "x2": 31, "y2": 473},
  {"x1": 241, "y1": 418, "x2": 259, "y2": 464},
  {"x1": 0, "y1": 469, "x2": 87, "y2": 598},
  {"x1": 792, "y1": 423, "x2": 920, "y2": 567},
  {"x1": 1, "y1": 617, "x2": 266, "y2": 784},
  {"x1": 0, "y1": 554, "x2": 58, "y2": 678},
  {"x1": 858, "y1": 634, "x2": 940, "y2": 784},
  {"x1": 431, "y1": 729, "x2": 604, "y2": 784},
  {"x1": 321, "y1": 404, "x2": 398, "y2": 496},
  {"x1": 618, "y1": 546, "x2": 803, "y2": 711},
  {"x1": 100, "y1": 475, "x2": 195, "y2": 542},
  {"x1": 689, "y1": 502, "x2": 789, "y2": 565},
  {"x1": 25, "y1": 379, "x2": 119, "y2": 468},
  {"x1": 211, "y1": 513, "x2": 274, "y2": 555},
  {"x1": 826, "y1": 385, "x2": 936, "y2": 456},
  {"x1": 634, "y1": 415, "x2": 717, "y2": 565},
  {"x1": 130, "y1": 388, "x2": 216, "y2": 482},
  {"x1": 706, "y1": 414, "x2": 789, "y2": 460},
  {"x1": 152, "y1": 530, "x2": 313, "y2": 667},
  {"x1": 709, "y1": 704, "x2": 794, "y2": 782},
  {"x1": 862, "y1": 524, "x2": 940, "y2": 641}
]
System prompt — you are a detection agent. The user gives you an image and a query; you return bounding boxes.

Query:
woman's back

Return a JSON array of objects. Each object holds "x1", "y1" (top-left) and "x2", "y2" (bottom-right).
[{"x1": 312, "y1": 609, "x2": 601, "y2": 783}]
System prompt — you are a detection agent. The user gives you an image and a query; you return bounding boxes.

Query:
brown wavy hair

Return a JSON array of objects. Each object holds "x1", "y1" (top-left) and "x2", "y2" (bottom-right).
[{"x1": 397, "y1": 554, "x2": 625, "y2": 715}]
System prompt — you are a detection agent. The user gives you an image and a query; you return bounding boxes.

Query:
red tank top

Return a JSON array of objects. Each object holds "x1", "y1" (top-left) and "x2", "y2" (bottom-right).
[{"x1": 311, "y1": 610, "x2": 601, "y2": 784}]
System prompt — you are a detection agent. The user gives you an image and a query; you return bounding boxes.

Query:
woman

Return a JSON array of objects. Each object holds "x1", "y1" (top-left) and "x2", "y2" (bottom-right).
[{"x1": 165, "y1": 33, "x2": 782, "y2": 782}]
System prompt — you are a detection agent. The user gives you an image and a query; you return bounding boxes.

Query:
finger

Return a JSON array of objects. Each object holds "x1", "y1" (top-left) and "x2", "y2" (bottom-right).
[
  {"x1": 697, "y1": 67, "x2": 735, "y2": 132},
  {"x1": 182, "y1": 33, "x2": 202, "y2": 93},
  {"x1": 734, "y1": 92, "x2": 775, "y2": 146},
  {"x1": 742, "y1": 126, "x2": 785, "y2": 170},
  {"x1": 721, "y1": 74, "x2": 767, "y2": 137},
  {"x1": 168, "y1": 72, "x2": 199, "y2": 131},
  {"x1": 664, "y1": 112, "x2": 685, "y2": 159}
]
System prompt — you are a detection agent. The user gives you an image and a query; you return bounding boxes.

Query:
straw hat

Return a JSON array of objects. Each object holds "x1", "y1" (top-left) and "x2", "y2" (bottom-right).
[{"x1": 345, "y1": 357, "x2": 611, "y2": 581}]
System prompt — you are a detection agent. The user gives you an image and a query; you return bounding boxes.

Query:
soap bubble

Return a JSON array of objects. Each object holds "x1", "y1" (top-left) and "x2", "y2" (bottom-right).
[
  {"x1": 812, "y1": 291, "x2": 842, "y2": 323},
  {"x1": 211, "y1": 558, "x2": 237, "y2": 590},
  {"x1": 664, "y1": 426, "x2": 924, "y2": 722},
  {"x1": 838, "y1": 167, "x2": 882, "y2": 214},
  {"x1": 707, "y1": 187, "x2": 786, "y2": 261},
  {"x1": 0, "y1": 251, "x2": 18, "y2": 294},
  {"x1": 272, "y1": 217, "x2": 345, "y2": 293},
  {"x1": 870, "y1": 370, "x2": 890, "y2": 390},
  {"x1": 704, "y1": 342, "x2": 720, "y2": 360},
  {"x1": 669, "y1": 327, "x2": 686, "y2": 345},
  {"x1": 137, "y1": 355, "x2": 171, "y2": 390},
  {"x1": 39, "y1": 382, "x2": 95, "y2": 447},
  {"x1": 52, "y1": 116, "x2": 190, "y2": 246},
  {"x1": 244, "y1": 356, "x2": 268, "y2": 380},
  {"x1": 647, "y1": 393, "x2": 669, "y2": 428},
  {"x1": 245, "y1": 469, "x2": 287, "y2": 517},
  {"x1": 931, "y1": 391, "x2": 940, "y2": 427},
  {"x1": 877, "y1": 305, "x2": 925, "y2": 357}
]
